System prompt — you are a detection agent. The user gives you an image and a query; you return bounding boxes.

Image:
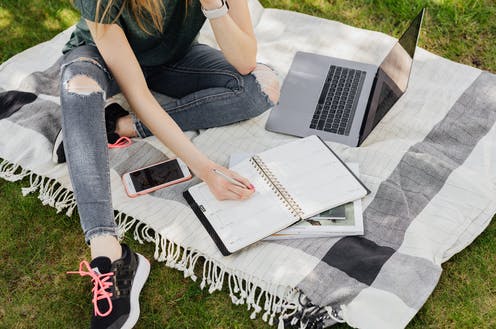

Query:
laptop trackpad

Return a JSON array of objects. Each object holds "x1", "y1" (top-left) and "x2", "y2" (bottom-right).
[{"x1": 267, "y1": 52, "x2": 329, "y2": 133}]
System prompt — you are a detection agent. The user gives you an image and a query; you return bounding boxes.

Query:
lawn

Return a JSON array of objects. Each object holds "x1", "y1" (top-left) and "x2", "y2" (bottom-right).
[{"x1": 0, "y1": 0, "x2": 495, "y2": 328}]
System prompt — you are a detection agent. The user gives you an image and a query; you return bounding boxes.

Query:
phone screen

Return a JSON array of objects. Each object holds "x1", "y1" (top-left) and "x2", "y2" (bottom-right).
[{"x1": 130, "y1": 160, "x2": 184, "y2": 192}]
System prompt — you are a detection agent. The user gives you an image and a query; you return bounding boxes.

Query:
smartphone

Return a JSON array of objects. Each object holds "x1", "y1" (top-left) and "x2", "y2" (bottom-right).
[
  {"x1": 122, "y1": 158, "x2": 192, "y2": 198},
  {"x1": 309, "y1": 204, "x2": 346, "y2": 221}
]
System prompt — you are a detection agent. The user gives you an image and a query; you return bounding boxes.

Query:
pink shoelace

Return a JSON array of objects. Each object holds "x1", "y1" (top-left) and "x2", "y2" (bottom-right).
[
  {"x1": 108, "y1": 136, "x2": 132, "y2": 149},
  {"x1": 67, "y1": 261, "x2": 115, "y2": 317}
]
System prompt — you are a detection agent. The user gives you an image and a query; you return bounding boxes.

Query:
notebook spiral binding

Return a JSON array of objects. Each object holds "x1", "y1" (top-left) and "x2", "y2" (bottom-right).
[{"x1": 250, "y1": 155, "x2": 304, "y2": 219}]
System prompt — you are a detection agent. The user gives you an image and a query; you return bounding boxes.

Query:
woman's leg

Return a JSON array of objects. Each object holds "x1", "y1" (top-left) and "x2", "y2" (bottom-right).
[
  {"x1": 60, "y1": 46, "x2": 151, "y2": 328},
  {"x1": 131, "y1": 43, "x2": 280, "y2": 137},
  {"x1": 59, "y1": 45, "x2": 121, "y2": 261}
]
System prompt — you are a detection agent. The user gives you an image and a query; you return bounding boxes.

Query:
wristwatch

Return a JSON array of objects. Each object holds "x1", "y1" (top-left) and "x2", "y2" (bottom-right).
[{"x1": 201, "y1": 0, "x2": 229, "y2": 20}]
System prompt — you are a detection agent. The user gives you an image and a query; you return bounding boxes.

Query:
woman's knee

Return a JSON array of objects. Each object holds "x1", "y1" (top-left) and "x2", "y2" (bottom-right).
[
  {"x1": 60, "y1": 57, "x2": 110, "y2": 98},
  {"x1": 64, "y1": 74, "x2": 103, "y2": 95},
  {"x1": 250, "y1": 63, "x2": 281, "y2": 105}
]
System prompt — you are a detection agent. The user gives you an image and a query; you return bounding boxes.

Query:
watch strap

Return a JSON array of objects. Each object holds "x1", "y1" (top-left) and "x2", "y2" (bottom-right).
[{"x1": 201, "y1": 0, "x2": 229, "y2": 20}]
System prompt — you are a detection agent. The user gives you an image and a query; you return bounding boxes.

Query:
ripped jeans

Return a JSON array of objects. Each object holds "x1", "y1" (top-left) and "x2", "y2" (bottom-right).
[{"x1": 59, "y1": 44, "x2": 280, "y2": 244}]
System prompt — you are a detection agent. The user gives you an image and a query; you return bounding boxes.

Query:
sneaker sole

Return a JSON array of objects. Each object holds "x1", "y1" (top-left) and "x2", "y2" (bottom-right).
[
  {"x1": 121, "y1": 253, "x2": 150, "y2": 329},
  {"x1": 52, "y1": 129, "x2": 64, "y2": 164}
]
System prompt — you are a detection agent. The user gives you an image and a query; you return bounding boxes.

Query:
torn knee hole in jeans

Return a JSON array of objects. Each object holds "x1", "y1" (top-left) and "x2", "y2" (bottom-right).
[
  {"x1": 64, "y1": 74, "x2": 104, "y2": 96},
  {"x1": 251, "y1": 64, "x2": 281, "y2": 105},
  {"x1": 75, "y1": 56, "x2": 101, "y2": 66}
]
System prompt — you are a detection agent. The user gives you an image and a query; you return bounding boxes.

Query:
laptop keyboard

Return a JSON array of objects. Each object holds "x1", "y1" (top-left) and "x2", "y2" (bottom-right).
[{"x1": 310, "y1": 65, "x2": 366, "y2": 135}]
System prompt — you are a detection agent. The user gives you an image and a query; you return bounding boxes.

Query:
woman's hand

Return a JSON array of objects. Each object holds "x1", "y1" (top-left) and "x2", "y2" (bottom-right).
[{"x1": 196, "y1": 160, "x2": 255, "y2": 201}]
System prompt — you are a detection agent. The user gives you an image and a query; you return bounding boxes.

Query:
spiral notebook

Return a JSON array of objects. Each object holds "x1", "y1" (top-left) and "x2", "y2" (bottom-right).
[{"x1": 183, "y1": 135, "x2": 370, "y2": 255}]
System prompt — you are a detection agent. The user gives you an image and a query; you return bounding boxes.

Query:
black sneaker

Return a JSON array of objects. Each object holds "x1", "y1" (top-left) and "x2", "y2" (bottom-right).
[
  {"x1": 52, "y1": 103, "x2": 130, "y2": 164},
  {"x1": 105, "y1": 103, "x2": 129, "y2": 145},
  {"x1": 67, "y1": 244, "x2": 151, "y2": 329},
  {"x1": 52, "y1": 127, "x2": 66, "y2": 163}
]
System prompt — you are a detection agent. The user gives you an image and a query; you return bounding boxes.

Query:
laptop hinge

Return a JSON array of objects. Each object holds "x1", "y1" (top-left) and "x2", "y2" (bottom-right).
[{"x1": 358, "y1": 73, "x2": 378, "y2": 145}]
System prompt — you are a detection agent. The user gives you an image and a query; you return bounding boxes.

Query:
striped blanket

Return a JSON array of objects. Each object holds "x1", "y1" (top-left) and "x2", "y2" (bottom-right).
[{"x1": 1, "y1": 1, "x2": 495, "y2": 328}]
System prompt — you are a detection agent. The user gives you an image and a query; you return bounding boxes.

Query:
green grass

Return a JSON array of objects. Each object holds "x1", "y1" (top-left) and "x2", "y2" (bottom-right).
[{"x1": 0, "y1": 0, "x2": 495, "y2": 328}]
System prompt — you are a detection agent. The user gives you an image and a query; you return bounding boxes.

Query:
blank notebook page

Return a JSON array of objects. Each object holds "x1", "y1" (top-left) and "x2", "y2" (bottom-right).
[
  {"x1": 257, "y1": 135, "x2": 368, "y2": 218},
  {"x1": 187, "y1": 160, "x2": 297, "y2": 253}
]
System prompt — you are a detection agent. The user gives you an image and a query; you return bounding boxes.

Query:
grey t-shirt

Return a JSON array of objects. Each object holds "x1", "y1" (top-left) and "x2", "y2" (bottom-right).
[{"x1": 63, "y1": 0, "x2": 206, "y2": 66}]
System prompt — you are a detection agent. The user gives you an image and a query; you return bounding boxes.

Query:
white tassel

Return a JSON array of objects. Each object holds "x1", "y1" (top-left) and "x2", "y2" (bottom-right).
[
  {"x1": 176, "y1": 247, "x2": 189, "y2": 271},
  {"x1": 245, "y1": 282, "x2": 258, "y2": 317},
  {"x1": 167, "y1": 244, "x2": 176, "y2": 267},
  {"x1": 228, "y1": 274, "x2": 238, "y2": 304},
  {"x1": 209, "y1": 265, "x2": 219, "y2": 293},
  {"x1": 188, "y1": 252, "x2": 200, "y2": 281},
  {"x1": 115, "y1": 213, "x2": 130, "y2": 239},
  {"x1": 217, "y1": 267, "x2": 225, "y2": 291},
  {"x1": 133, "y1": 222, "x2": 152, "y2": 244},
  {"x1": 158, "y1": 236, "x2": 167, "y2": 262},
  {"x1": 262, "y1": 289, "x2": 272, "y2": 321},
  {"x1": 255, "y1": 287, "x2": 264, "y2": 311},
  {"x1": 153, "y1": 232, "x2": 160, "y2": 260},
  {"x1": 262, "y1": 311, "x2": 269, "y2": 322},
  {"x1": 237, "y1": 276, "x2": 247, "y2": 301},
  {"x1": 54, "y1": 189, "x2": 76, "y2": 214},
  {"x1": 232, "y1": 273, "x2": 240, "y2": 293},
  {"x1": 0, "y1": 160, "x2": 29, "y2": 182},
  {"x1": 21, "y1": 174, "x2": 42, "y2": 196},
  {"x1": 268, "y1": 288, "x2": 280, "y2": 326},
  {"x1": 66, "y1": 202, "x2": 76, "y2": 217},
  {"x1": 37, "y1": 177, "x2": 59, "y2": 206},
  {"x1": 133, "y1": 223, "x2": 143, "y2": 244},
  {"x1": 166, "y1": 240, "x2": 174, "y2": 266},
  {"x1": 172, "y1": 241, "x2": 182, "y2": 264},
  {"x1": 200, "y1": 260, "x2": 208, "y2": 290},
  {"x1": 142, "y1": 225, "x2": 154, "y2": 242}
]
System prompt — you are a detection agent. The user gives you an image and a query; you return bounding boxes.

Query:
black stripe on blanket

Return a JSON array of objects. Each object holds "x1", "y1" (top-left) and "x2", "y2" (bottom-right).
[
  {"x1": 322, "y1": 236, "x2": 395, "y2": 285},
  {"x1": 0, "y1": 90, "x2": 37, "y2": 120},
  {"x1": 288, "y1": 71, "x2": 496, "y2": 307}
]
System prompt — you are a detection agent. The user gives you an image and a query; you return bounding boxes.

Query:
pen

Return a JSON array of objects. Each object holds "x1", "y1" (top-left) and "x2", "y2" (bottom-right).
[{"x1": 212, "y1": 169, "x2": 252, "y2": 189}]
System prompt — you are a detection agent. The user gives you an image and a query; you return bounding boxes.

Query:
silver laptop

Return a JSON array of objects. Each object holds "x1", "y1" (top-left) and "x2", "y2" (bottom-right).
[{"x1": 266, "y1": 9, "x2": 425, "y2": 147}]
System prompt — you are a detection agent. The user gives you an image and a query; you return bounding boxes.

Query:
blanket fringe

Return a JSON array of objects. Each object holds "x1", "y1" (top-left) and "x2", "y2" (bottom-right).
[
  {"x1": 1, "y1": 157, "x2": 326, "y2": 329},
  {"x1": 114, "y1": 207, "x2": 306, "y2": 328},
  {"x1": 21, "y1": 174, "x2": 77, "y2": 217},
  {"x1": 0, "y1": 159, "x2": 30, "y2": 182},
  {"x1": 0, "y1": 159, "x2": 77, "y2": 216}
]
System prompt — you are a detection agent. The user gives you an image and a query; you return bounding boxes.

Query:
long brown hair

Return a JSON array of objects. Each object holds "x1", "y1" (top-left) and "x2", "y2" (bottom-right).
[{"x1": 94, "y1": 0, "x2": 166, "y2": 35}]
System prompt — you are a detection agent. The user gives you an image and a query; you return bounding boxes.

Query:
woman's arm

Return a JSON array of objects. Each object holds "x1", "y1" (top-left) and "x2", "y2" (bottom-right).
[
  {"x1": 201, "y1": 0, "x2": 257, "y2": 74},
  {"x1": 87, "y1": 22, "x2": 254, "y2": 200}
]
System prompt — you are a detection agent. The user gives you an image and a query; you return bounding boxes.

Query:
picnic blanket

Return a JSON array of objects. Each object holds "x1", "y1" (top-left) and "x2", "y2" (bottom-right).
[{"x1": 1, "y1": 1, "x2": 495, "y2": 328}]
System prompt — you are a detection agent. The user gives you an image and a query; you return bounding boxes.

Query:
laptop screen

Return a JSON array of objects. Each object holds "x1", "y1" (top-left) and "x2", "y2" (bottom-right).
[
  {"x1": 360, "y1": 9, "x2": 425, "y2": 144},
  {"x1": 380, "y1": 9, "x2": 424, "y2": 92}
]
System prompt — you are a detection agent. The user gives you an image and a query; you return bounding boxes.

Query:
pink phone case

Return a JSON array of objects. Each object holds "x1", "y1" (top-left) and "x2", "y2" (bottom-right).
[{"x1": 122, "y1": 159, "x2": 192, "y2": 198}]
